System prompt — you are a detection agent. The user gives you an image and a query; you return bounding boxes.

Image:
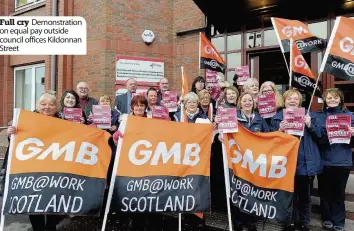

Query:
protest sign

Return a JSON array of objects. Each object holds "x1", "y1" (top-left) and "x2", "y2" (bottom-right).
[
  {"x1": 161, "y1": 91, "x2": 178, "y2": 112},
  {"x1": 326, "y1": 114, "x2": 352, "y2": 144},
  {"x1": 218, "y1": 108, "x2": 238, "y2": 133},
  {"x1": 225, "y1": 125, "x2": 300, "y2": 223},
  {"x1": 152, "y1": 106, "x2": 170, "y2": 120},
  {"x1": 93, "y1": 105, "x2": 111, "y2": 129},
  {"x1": 205, "y1": 69, "x2": 219, "y2": 88},
  {"x1": 234, "y1": 66, "x2": 250, "y2": 86},
  {"x1": 258, "y1": 93, "x2": 277, "y2": 118},
  {"x1": 112, "y1": 115, "x2": 213, "y2": 213},
  {"x1": 283, "y1": 108, "x2": 305, "y2": 136},
  {"x1": 63, "y1": 108, "x2": 82, "y2": 123},
  {"x1": 2, "y1": 109, "x2": 111, "y2": 216}
]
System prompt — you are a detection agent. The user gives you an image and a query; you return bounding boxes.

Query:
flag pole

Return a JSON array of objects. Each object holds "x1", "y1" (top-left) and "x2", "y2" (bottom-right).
[
  {"x1": 282, "y1": 52, "x2": 290, "y2": 75},
  {"x1": 288, "y1": 38, "x2": 293, "y2": 88},
  {"x1": 221, "y1": 141, "x2": 233, "y2": 231},
  {"x1": 306, "y1": 72, "x2": 322, "y2": 115},
  {"x1": 198, "y1": 32, "x2": 201, "y2": 72},
  {"x1": 178, "y1": 213, "x2": 182, "y2": 231},
  {"x1": 0, "y1": 109, "x2": 20, "y2": 231}
]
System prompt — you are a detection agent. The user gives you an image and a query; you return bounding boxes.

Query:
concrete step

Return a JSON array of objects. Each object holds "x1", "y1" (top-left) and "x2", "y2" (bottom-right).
[{"x1": 169, "y1": 210, "x2": 354, "y2": 231}]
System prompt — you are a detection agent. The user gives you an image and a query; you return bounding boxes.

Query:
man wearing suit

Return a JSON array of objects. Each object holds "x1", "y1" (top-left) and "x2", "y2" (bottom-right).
[{"x1": 114, "y1": 78, "x2": 137, "y2": 114}]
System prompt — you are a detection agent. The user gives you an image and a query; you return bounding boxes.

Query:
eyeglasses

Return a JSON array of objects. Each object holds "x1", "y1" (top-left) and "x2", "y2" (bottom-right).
[{"x1": 78, "y1": 87, "x2": 89, "y2": 91}]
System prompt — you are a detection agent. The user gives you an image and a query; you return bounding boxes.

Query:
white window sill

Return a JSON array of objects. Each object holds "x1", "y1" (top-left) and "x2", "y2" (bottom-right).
[{"x1": 12, "y1": 0, "x2": 46, "y2": 15}]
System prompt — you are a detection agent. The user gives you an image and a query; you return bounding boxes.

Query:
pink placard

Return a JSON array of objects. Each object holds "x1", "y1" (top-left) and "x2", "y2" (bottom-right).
[
  {"x1": 257, "y1": 93, "x2": 277, "y2": 118},
  {"x1": 152, "y1": 105, "x2": 170, "y2": 120},
  {"x1": 326, "y1": 114, "x2": 351, "y2": 144},
  {"x1": 93, "y1": 105, "x2": 111, "y2": 129},
  {"x1": 210, "y1": 86, "x2": 224, "y2": 106},
  {"x1": 235, "y1": 66, "x2": 250, "y2": 86},
  {"x1": 63, "y1": 108, "x2": 82, "y2": 123},
  {"x1": 283, "y1": 108, "x2": 305, "y2": 136},
  {"x1": 161, "y1": 91, "x2": 178, "y2": 112},
  {"x1": 133, "y1": 91, "x2": 147, "y2": 98},
  {"x1": 205, "y1": 69, "x2": 219, "y2": 88},
  {"x1": 218, "y1": 107, "x2": 238, "y2": 133}
]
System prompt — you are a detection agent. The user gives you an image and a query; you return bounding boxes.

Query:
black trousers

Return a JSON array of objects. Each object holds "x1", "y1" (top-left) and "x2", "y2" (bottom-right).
[
  {"x1": 318, "y1": 167, "x2": 350, "y2": 228},
  {"x1": 29, "y1": 215, "x2": 61, "y2": 231},
  {"x1": 291, "y1": 175, "x2": 313, "y2": 226}
]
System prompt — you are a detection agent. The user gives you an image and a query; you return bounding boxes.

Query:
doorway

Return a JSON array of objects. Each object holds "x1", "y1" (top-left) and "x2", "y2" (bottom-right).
[{"x1": 247, "y1": 49, "x2": 312, "y2": 107}]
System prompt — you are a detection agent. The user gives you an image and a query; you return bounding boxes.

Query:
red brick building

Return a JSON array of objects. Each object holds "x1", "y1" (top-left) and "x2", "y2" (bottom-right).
[
  {"x1": 0, "y1": 0, "x2": 205, "y2": 126},
  {"x1": 1, "y1": 0, "x2": 354, "y2": 127}
]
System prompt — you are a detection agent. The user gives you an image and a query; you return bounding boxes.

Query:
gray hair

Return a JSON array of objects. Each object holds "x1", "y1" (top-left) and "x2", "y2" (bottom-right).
[
  {"x1": 243, "y1": 78, "x2": 259, "y2": 89},
  {"x1": 183, "y1": 92, "x2": 199, "y2": 104}
]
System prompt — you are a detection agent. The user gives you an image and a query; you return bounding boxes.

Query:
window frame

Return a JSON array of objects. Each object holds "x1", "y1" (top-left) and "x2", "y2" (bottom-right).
[
  {"x1": 13, "y1": 63, "x2": 45, "y2": 111},
  {"x1": 15, "y1": 0, "x2": 46, "y2": 11}
]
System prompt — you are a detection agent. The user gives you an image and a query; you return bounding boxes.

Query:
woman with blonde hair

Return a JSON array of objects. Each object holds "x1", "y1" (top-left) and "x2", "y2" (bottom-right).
[
  {"x1": 270, "y1": 89, "x2": 322, "y2": 231},
  {"x1": 259, "y1": 81, "x2": 284, "y2": 110},
  {"x1": 7, "y1": 91, "x2": 63, "y2": 231},
  {"x1": 197, "y1": 89, "x2": 215, "y2": 120}
]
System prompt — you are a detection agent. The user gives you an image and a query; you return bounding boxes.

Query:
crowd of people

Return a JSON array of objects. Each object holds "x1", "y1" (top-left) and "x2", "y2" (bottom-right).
[{"x1": 2, "y1": 75, "x2": 354, "y2": 231}]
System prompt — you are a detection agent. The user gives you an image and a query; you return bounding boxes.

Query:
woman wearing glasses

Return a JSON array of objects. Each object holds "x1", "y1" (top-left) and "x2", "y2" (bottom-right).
[{"x1": 259, "y1": 81, "x2": 284, "y2": 124}]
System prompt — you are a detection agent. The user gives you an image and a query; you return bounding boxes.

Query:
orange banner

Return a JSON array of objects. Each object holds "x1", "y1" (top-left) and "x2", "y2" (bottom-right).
[
  {"x1": 10, "y1": 110, "x2": 111, "y2": 177},
  {"x1": 320, "y1": 16, "x2": 354, "y2": 81},
  {"x1": 271, "y1": 17, "x2": 325, "y2": 53},
  {"x1": 199, "y1": 33, "x2": 226, "y2": 73},
  {"x1": 225, "y1": 124, "x2": 299, "y2": 222},
  {"x1": 113, "y1": 115, "x2": 213, "y2": 213},
  {"x1": 4, "y1": 109, "x2": 111, "y2": 215},
  {"x1": 117, "y1": 115, "x2": 212, "y2": 178}
]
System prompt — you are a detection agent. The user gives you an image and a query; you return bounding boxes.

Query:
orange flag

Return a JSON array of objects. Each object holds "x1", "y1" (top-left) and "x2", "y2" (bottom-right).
[
  {"x1": 271, "y1": 17, "x2": 326, "y2": 53},
  {"x1": 225, "y1": 124, "x2": 300, "y2": 223},
  {"x1": 199, "y1": 33, "x2": 226, "y2": 73},
  {"x1": 181, "y1": 66, "x2": 190, "y2": 99},
  {"x1": 290, "y1": 39, "x2": 322, "y2": 97},
  {"x1": 320, "y1": 16, "x2": 354, "y2": 81}
]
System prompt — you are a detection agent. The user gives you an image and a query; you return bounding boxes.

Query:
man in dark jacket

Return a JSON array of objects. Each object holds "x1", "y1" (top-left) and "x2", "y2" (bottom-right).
[
  {"x1": 157, "y1": 78, "x2": 169, "y2": 104},
  {"x1": 114, "y1": 78, "x2": 137, "y2": 114},
  {"x1": 76, "y1": 82, "x2": 98, "y2": 116}
]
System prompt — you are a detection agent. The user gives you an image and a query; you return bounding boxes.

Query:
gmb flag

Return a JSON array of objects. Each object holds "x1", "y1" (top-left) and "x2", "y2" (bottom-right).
[
  {"x1": 3, "y1": 109, "x2": 111, "y2": 215},
  {"x1": 112, "y1": 115, "x2": 213, "y2": 213},
  {"x1": 224, "y1": 125, "x2": 300, "y2": 223},
  {"x1": 271, "y1": 17, "x2": 326, "y2": 53},
  {"x1": 199, "y1": 32, "x2": 226, "y2": 73},
  {"x1": 290, "y1": 39, "x2": 322, "y2": 97},
  {"x1": 320, "y1": 16, "x2": 354, "y2": 81}
]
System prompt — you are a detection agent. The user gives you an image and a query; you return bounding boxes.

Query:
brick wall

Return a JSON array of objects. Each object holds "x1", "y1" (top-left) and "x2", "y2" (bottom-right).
[
  {"x1": 0, "y1": 0, "x2": 204, "y2": 126},
  {"x1": 0, "y1": 0, "x2": 15, "y2": 126},
  {"x1": 173, "y1": 0, "x2": 205, "y2": 90},
  {"x1": 72, "y1": 0, "x2": 204, "y2": 100}
]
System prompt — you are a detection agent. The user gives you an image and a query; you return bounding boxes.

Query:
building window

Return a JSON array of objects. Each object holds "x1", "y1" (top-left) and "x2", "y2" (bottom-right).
[
  {"x1": 14, "y1": 64, "x2": 45, "y2": 111},
  {"x1": 264, "y1": 29, "x2": 278, "y2": 46},
  {"x1": 212, "y1": 33, "x2": 242, "y2": 82},
  {"x1": 227, "y1": 53, "x2": 241, "y2": 69},
  {"x1": 246, "y1": 32, "x2": 262, "y2": 48},
  {"x1": 308, "y1": 21, "x2": 328, "y2": 39},
  {"x1": 15, "y1": 0, "x2": 45, "y2": 10},
  {"x1": 227, "y1": 34, "x2": 242, "y2": 51}
]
